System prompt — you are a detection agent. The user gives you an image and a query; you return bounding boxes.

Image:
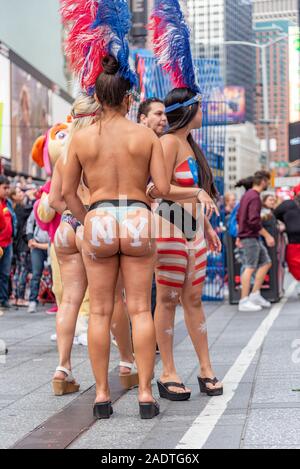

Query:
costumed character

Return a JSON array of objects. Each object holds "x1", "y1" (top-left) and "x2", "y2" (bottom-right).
[{"x1": 31, "y1": 121, "x2": 71, "y2": 311}]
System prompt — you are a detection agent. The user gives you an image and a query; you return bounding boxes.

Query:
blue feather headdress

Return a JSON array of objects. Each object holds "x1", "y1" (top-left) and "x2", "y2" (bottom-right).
[
  {"x1": 61, "y1": 0, "x2": 137, "y2": 94},
  {"x1": 149, "y1": 0, "x2": 200, "y2": 95}
]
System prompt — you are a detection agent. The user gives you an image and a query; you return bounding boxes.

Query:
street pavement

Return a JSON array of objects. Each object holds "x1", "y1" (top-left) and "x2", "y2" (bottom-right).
[{"x1": 0, "y1": 277, "x2": 300, "y2": 450}]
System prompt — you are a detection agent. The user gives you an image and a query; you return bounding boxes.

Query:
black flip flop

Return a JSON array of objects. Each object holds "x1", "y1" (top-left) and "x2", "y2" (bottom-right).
[
  {"x1": 157, "y1": 381, "x2": 191, "y2": 401},
  {"x1": 198, "y1": 377, "x2": 223, "y2": 397}
]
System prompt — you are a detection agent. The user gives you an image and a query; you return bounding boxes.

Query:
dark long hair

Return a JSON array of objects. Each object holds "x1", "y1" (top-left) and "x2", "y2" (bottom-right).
[
  {"x1": 95, "y1": 56, "x2": 131, "y2": 107},
  {"x1": 295, "y1": 194, "x2": 300, "y2": 208},
  {"x1": 164, "y1": 88, "x2": 218, "y2": 199},
  {"x1": 235, "y1": 176, "x2": 254, "y2": 192}
]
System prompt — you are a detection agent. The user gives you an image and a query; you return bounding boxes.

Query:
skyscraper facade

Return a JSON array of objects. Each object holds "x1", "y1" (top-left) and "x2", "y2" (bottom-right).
[
  {"x1": 187, "y1": 0, "x2": 255, "y2": 122},
  {"x1": 253, "y1": 0, "x2": 299, "y2": 23},
  {"x1": 254, "y1": 20, "x2": 291, "y2": 163}
]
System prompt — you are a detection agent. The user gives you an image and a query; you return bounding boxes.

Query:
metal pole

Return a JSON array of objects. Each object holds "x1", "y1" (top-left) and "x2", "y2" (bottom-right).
[{"x1": 261, "y1": 45, "x2": 270, "y2": 168}]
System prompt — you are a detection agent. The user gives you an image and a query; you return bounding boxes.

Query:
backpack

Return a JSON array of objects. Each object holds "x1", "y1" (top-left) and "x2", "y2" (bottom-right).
[{"x1": 228, "y1": 203, "x2": 240, "y2": 238}]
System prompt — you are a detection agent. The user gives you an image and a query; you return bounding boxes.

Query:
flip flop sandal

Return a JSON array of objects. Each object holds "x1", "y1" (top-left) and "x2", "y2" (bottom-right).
[
  {"x1": 52, "y1": 366, "x2": 80, "y2": 396},
  {"x1": 157, "y1": 381, "x2": 191, "y2": 401},
  {"x1": 119, "y1": 361, "x2": 139, "y2": 390},
  {"x1": 198, "y1": 377, "x2": 223, "y2": 397}
]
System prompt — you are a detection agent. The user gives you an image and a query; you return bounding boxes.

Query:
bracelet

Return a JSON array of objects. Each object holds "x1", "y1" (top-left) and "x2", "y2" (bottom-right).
[{"x1": 146, "y1": 183, "x2": 157, "y2": 200}]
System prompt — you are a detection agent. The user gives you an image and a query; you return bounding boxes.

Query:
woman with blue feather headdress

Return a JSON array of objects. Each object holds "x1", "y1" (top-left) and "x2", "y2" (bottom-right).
[
  {"x1": 148, "y1": 0, "x2": 224, "y2": 401},
  {"x1": 61, "y1": 0, "x2": 170, "y2": 420}
]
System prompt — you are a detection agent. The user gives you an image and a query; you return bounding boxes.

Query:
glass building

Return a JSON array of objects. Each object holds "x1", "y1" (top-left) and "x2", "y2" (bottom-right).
[{"x1": 187, "y1": 0, "x2": 255, "y2": 122}]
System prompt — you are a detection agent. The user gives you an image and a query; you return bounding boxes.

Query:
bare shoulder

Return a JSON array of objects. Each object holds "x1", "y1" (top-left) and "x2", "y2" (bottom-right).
[
  {"x1": 160, "y1": 133, "x2": 180, "y2": 149},
  {"x1": 131, "y1": 121, "x2": 156, "y2": 136}
]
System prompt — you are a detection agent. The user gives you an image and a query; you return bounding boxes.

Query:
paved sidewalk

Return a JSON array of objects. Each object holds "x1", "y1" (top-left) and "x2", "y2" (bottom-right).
[{"x1": 0, "y1": 283, "x2": 300, "y2": 450}]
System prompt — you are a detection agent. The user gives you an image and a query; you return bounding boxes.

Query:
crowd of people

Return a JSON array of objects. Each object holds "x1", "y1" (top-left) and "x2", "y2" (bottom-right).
[
  {"x1": 0, "y1": 175, "x2": 52, "y2": 313},
  {"x1": 224, "y1": 173, "x2": 300, "y2": 312}
]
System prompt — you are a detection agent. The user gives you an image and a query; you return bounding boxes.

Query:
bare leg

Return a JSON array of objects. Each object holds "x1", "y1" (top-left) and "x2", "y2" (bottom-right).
[
  {"x1": 53, "y1": 224, "x2": 87, "y2": 382},
  {"x1": 252, "y1": 263, "x2": 272, "y2": 293},
  {"x1": 155, "y1": 283, "x2": 190, "y2": 393},
  {"x1": 121, "y1": 253, "x2": 156, "y2": 403},
  {"x1": 181, "y1": 286, "x2": 222, "y2": 389},
  {"x1": 84, "y1": 252, "x2": 119, "y2": 404},
  {"x1": 241, "y1": 268, "x2": 256, "y2": 299},
  {"x1": 112, "y1": 274, "x2": 134, "y2": 372},
  {"x1": 54, "y1": 252, "x2": 87, "y2": 377}
]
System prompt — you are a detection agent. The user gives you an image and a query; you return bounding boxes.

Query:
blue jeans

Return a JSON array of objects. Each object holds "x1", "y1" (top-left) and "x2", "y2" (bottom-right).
[
  {"x1": 0, "y1": 244, "x2": 13, "y2": 303},
  {"x1": 13, "y1": 251, "x2": 31, "y2": 299},
  {"x1": 29, "y1": 248, "x2": 48, "y2": 303}
]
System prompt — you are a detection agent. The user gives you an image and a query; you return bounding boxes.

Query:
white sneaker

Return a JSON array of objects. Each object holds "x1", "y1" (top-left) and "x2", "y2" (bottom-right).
[
  {"x1": 249, "y1": 292, "x2": 271, "y2": 308},
  {"x1": 50, "y1": 333, "x2": 57, "y2": 342},
  {"x1": 239, "y1": 297, "x2": 262, "y2": 312},
  {"x1": 27, "y1": 302, "x2": 37, "y2": 314},
  {"x1": 77, "y1": 333, "x2": 88, "y2": 347}
]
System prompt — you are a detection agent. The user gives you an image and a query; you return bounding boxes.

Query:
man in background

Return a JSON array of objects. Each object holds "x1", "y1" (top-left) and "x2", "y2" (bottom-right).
[{"x1": 237, "y1": 171, "x2": 275, "y2": 312}]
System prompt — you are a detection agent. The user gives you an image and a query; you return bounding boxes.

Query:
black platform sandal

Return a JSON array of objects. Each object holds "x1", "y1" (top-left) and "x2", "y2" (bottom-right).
[
  {"x1": 157, "y1": 381, "x2": 191, "y2": 401},
  {"x1": 93, "y1": 401, "x2": 113, "y2": 419},
  {"x1": 198, "y1": 377, "x2": 223, "y2": 397},
  {"x1": 139, "y1": 400, "x2": 160, "y2": 419}
]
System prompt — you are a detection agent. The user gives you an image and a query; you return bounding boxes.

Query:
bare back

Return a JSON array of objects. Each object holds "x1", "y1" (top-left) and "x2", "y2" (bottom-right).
[{"x1": 74, "y1": 117, "x2": 155, "y2": 206}]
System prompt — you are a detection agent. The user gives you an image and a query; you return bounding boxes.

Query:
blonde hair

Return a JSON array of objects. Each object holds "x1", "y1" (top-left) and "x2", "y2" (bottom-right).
[{"x1": 63, "y1": 93, "x2": 101, "y2": 163}]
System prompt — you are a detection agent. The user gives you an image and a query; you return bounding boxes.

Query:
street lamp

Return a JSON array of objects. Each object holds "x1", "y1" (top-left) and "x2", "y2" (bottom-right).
[{"x1": 223, "y1": 35, "x2": 289, "y2": 168}]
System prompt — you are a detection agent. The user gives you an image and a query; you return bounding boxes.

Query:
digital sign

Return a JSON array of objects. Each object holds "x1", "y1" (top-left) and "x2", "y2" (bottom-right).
[
  {"x1": 289, "y1": 121, "x2": 300, "y2": 163},
  {"x1": 0, "y1": 53, "x2": 11, "y2": 159}
]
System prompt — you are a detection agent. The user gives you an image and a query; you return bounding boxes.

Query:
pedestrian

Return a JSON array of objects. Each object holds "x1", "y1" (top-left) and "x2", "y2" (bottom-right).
[
  {"x1": 10, "y1": 187, "x2": 33, "y2": 307},
  {"x1": 0, "y1": 176, "x2": 17, "y2": 309},
  {"x1": 138, "y1": 98, "x2": 168, "y2": 324},
  {"x1": 26, "y1": 209, "x2": 50, "y2": 313},
  {"x1": 274, "y1": 185, "x2": 300, "y2": 294},
  {"x1": 237, "y1": 171, "x2": 275, "y2": 312}
]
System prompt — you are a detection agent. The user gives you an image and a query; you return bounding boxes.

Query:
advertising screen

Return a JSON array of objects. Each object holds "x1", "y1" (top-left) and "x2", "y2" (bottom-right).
[
  {"x1": 223, "y1": 86, "x2": 246, "y2": 124},
  {"x1": 0, "y1": 53, "x2": 11, "y2": 159},
  {"x1": 208, "y1": 86, "x2": 246, "y2": 124},
  {"x1": 11, "y1": 63, "x2": 51, "y2": 174},
  {"x1": 289, "y1": 26, "x2": 300, "y2": 123},
  {"x1": 289, "y1": 121, "x2": 300, "y2": 163}
]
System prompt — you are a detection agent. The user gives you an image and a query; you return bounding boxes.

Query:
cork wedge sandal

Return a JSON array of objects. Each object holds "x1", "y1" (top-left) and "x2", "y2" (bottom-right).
[
  {"x1": 52, "y1": 366, "x2": 80, "y2": 396},
  {"x1": 119, "y1": 361, "x2": 139, "y2": 390}
]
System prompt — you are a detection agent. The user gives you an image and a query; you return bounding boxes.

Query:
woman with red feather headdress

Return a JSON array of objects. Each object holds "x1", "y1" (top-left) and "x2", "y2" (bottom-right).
[{"x1": 61, "y1": 0, "x2": 169, "y2": 420}]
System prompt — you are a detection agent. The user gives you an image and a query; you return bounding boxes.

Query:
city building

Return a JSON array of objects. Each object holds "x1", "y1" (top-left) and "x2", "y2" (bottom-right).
[
  {"x1": 187, "y1": 0, "x2": 255, "y2": 122},
  {"x1": 253, "y1": 0, "x2": 299, "y2": 23},
  {"x1": 225, "y1": 123, "x2": 261, "y2": 192},
  {"x1": 254, "y1": 20, "x2": 293, "y2": 163}
]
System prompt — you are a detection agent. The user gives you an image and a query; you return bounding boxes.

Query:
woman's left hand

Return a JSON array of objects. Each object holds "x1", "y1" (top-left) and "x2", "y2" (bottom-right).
[{"x1": 206, "y1": 228, "x2": 222, "y2": 253}]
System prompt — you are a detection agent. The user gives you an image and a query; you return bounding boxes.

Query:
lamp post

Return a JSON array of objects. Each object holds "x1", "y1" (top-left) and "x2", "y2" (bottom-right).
[{"x1": 223, "y1": 35, "x2": 288, "y2": 168}]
